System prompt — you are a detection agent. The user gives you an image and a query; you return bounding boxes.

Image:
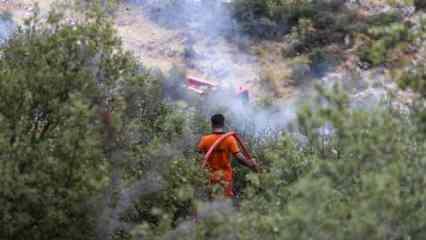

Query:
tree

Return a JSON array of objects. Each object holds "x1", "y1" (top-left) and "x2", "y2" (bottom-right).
[
  {"x1": 2, "y1": 1, "x2": 426, "y2": 240},
  {"x1": 0, "y1": 5, "x2": 186, "y2": 239},
  {"x1": 130, "y1": 82, "x2": 426, "y2": 239}
]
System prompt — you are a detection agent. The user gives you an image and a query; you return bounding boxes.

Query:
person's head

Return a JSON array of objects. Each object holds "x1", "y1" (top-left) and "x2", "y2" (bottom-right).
[{"x1": 211, "y1": 114, "x2": 225, "y2": 129}]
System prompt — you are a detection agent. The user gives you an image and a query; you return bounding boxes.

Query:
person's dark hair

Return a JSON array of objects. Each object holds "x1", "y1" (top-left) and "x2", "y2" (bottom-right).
[{"x1": 211, "y1": 114, "x2": 225, "y2": 128}]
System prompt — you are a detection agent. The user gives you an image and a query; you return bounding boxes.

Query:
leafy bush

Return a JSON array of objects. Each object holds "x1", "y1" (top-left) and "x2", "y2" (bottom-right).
[
  {"x1": 0, "y1": 6, "x2": 206, "y2": 240},
  {"x1": 0, "y1": 9, "x2": 124, "y2": 239},
  {"x1": 232, "y1": 0, "x2": 356, "y2": 52},
  {"x1": 2, "y1": 2, "x2": 426, "y2": 240},
  {"x1": 232, "y1": 0, "x2": 318, "y2": 38},
  {"x1": 136, "y1": 83, "x2": 426, "y2": 240},
  {"x1": 359, "y1": 22, "x2": 412, "y2": 66},
  {"x1": 415, "y1": 0, "x2": 426, "y2": 11},
  {"x1": 308, "y1": 48, "x2": 333, "y2": 76}
]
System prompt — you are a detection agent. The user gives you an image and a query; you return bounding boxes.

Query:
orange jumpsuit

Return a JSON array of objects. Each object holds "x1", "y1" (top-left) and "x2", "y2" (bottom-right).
[{"x1": 198, "y1": 133, "x2": 241, "y2": 198}]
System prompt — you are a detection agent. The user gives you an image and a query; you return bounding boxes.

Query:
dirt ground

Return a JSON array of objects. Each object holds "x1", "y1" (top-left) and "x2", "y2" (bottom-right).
[
  {"x1": 1, "y1": 0, "x2": 297, "y2": 100},
  {"x1": 113, "y1": 3, "x2": 274, "y2": 99},
  {"x1": 115, "y1": 5, "x2": 187, "y2": 72}
]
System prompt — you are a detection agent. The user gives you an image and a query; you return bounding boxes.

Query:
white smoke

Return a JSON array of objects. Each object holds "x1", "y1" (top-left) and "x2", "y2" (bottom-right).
[
  {"x1": 134, "y1": 0, "x2": 301, "y2": 135},
  {"x1": 180, "y1": 0, "x2": 301, "y2": 135},
  {"x1": 132, "y1": 0, "x2": 405, "y2": 137},
  {"x1": 0, "y1": 15, "x2": 16, "y2": 44}
]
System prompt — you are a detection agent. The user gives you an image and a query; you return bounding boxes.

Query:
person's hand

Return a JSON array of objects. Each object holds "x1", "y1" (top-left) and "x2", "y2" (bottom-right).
[{"x1": 250, "y1": 159, "x2": 261, "y2": 173}]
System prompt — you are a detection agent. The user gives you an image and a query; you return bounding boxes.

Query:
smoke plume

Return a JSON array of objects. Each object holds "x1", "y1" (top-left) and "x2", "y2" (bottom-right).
[{"x1": 136, "y1": 0, "x2": 302, "y2": 135}]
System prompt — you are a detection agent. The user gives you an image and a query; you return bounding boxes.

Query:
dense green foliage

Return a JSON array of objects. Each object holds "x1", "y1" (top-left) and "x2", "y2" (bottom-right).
[
  {"x1": 357, "y1": 14, "x2": 417, "y2": 66},
  {"x1": 0, "y1": 9, "x2": 118, "y2": 240},
  {"x1": 415, "y1": 0, "x2": 426, "y2": 10},
  {"x1": 0, "y1": 7, "x2": 205, "y2": 240},
  {"x1": 133, "y1": 84, "x2": 426, "y2": 239},
  {"x1": 232, "y1": 0, "x2": 425, "y2": 68},
  {"x1": 1, "y1": 1, "x2": 426, "y2": 240},
  {"x1": 232, "y1": 0, "x2": 352, "y2": 43}
]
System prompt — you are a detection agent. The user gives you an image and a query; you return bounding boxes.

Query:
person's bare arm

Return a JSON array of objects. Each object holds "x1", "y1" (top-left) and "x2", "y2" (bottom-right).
[
  {"x1": 197, "y1": 137, "x2": 205, "y2": 155},
  {"x1": 234, "y1": 152, "x2": 259, "y2": 172}
]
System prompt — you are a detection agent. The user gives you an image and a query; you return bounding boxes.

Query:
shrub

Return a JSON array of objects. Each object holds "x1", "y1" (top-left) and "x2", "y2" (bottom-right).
[
  {"x1": 308, "y1": 48, "x2": 331, "y2": 76},
  {"x1": 289, "y1": 56, "x2": 311, "y2": 86},
  {"x1": 259, "y1": 66, "x2": 290, "y2": 97},
  {"x1": 3, "y1": 2, "x2": 426, "y2": 240},
  {"x1": 359, "y1": 22, "x2": 412, "y2": 66},
  {"x1": 232, "y1": 0, "x2": 353, "y2": 53},
  {"x1": 0, "y1": 8, "x2": 125, "y2": 240},
  {"x1": 0, "y1": 6, "x2": 206, "y2": 240},
  {"x1": 415, "y1": 0, "x2": 426, "y2": 11},
  {"x1": 134, "y1": 84, "x2": 426, "y2": 240}
]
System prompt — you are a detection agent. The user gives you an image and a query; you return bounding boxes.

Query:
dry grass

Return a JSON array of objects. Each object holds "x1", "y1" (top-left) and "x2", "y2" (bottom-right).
[
  {"x1": 249, "y1": 40, "x2": 299, "y2": 99},
  {"x1": 259, "y1": 64, "x2": 293, "y2": 97},
  {"x1": 114, "y1": 5, "x2": 187, "y2": 72},
  {"x1": 4, "y1": 0, "x2": 304, "y2": 101}
]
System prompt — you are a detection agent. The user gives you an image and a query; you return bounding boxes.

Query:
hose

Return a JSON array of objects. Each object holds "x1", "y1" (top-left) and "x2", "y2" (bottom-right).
[{"x1": 202, "y1": 131, "x2": 253, "y2": 168}]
